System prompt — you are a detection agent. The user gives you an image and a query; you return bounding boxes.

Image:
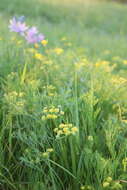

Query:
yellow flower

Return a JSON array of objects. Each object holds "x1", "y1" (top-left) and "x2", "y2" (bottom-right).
[
  {"x1": 34, "y1": 43, "x2": 39, "y2": 48},
  {"x1": 41, "y1": 40, "x2": 48, "y2": 46},
  {"x1": 42, "y1": 152, "x2": 49, "y2": 158},
  {"x1": 57, "y1": 130, "x2": 63, "y2": 136},
  {"x1": 61, "y1": 37, "x2": 67, "y2": 41},
  {"x1": 80, "y1": 186, "x2": 85, "y2": 190},
  {"x1": 54, "y1": 48, "x2": 64, "y2": 55},
  {"x1": 46, "y1": 148, "x2": 54, "y2": 153},
  {"x1": 60, "y1": 111, "x2": 64, "y2": 115},
  {"x1": 35, "y1": 53, "x2": 44, "y2": 61},
  {"x1": 63, "y1": 127, "x2": 69, "y2": 133},
  {"x1": 106, "y1": 177, "x2": 112, "y2": 183},
  {"x1": 59, "y1": 124, "x2": 65, "y2": 128},
  {"x1": 19, "y1": 92, "x2": 25, "y2": 97},
  {"x1": 17, "y1": 40, "x2": 22, "y2": 45},
  {"x1": 43, "y1": 108, "x2": 48, "y2": 113},
  {"x1": 123, "y1": 60, "x2": 127, "y2": 65},
  {"x1": 16, "y1": 101, "x2": 25, "y2": 107},
  {"x1": 47, "y1": 114, "x2": 57, "y2": 119},
  {"x1": 103, "y1": 182, "x2": 110, "y2": 188},
  {"x1": 54, "y1": 128, "x2": 59, "y2": 132},
  {"x1": 27, "y1": 48, "x2": 37, "y2": 54},
  {"x1": 42, "y1": 116, "x2": 46, "y2": 120},
  {"x1": 71, "y1": 127, "x2": 78, "y2": 133}
]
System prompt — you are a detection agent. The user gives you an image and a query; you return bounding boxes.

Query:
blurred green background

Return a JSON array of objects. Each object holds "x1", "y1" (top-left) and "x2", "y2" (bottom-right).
[{"x1": 0, "y1": 0, "x2": 127, "y2": 60}]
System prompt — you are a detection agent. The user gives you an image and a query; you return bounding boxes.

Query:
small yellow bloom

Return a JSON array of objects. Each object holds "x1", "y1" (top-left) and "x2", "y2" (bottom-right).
[
  {"x1": 47, "y1": 114, "x2": 57, "y2": 119},
  {"x1": 106, "y1": 177, "x2": 112, "y2": 183},
  {"x1": 42, "y1": 152, "x2": 49, "y2": 158},
  {"x1": 80, "y1": 186, "x2": 85, "y2": 190},
  {"x1": 63, "y1": 127, "x2": 69, "y2": 133},
  {"x1": 41, "y1": 40, "x2": 48, "y2": 46},
  {"x1": 54, "y1": 128, "x2": 59, "y2": 132},
  {"x1": 61, "y1": 37, "x2": 67, "y2": 41},
  {"x1": 123, "y1": 60, "x2": 127, "y2": 65},
  {"x1": 34, "y1": 43, "x2": 39, "y2": 48},
  {"x1": 60, "y1": 111, "x2": 64, "y2": 115},
  {"x1": 46, "y1": 148, "x2": 54, "y2": 153},
  {"x1": 71, "y1": 127, "x2": 78, "y2": 133},
  {"x1": 42, "y1": 116, "x2": 46, "y2": 120},
  {"x1": 19, "y1": 92, "x2": 25, "y2": 97},
  {"x1": 54, "y1": 48, "x2": 64, "y2": 55},
  {"x1": 103, "y1": 182, "x2": 110, "y2": 188},
  {"x1": 57, "y1": 130, "x2": 63, "y2": 135},
  {"x1": 17, "y1": 40, "x2": 22, "y2": 45},
  {"x1": 35, "y1": 53, "x2": 44, "y2": 61}
]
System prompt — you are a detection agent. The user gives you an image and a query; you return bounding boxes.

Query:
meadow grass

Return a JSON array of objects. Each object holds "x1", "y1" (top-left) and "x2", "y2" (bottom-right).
[{"x1": 0, "y1": 0, "x2": 127, "y2": 190}]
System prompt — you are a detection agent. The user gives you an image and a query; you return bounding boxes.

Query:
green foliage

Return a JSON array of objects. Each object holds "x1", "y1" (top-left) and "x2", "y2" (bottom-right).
[{"x1": 0, "y1": 0, "x2": 127, "y2": 190}]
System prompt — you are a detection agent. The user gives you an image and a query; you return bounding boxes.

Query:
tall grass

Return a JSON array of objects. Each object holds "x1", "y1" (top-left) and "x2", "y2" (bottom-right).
[{"x1": 0, "y1": 0, "x2": 127, "y2": 189}]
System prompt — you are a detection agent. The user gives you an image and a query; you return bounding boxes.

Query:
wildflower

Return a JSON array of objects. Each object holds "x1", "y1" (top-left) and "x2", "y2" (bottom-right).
[
  {"x1": 123, "y1": 60, "x2": 127, "y2": 65},
  {"x1": 42, "y1": 116, "x2": 46, "y2": 120},
  {"x1": 103, "y1": 182, "x2": 110, "y2": 188},
  {"x1": 54, "y1": 123, "x2": 78, "y2": 137},
  {"x1": 60, "y1": 111, "x2": 64, "y2": 115},
  {"x1": 17, "y1": 40, "x2": 22, "y2": 45},
  {"x1": 71, "y1": 127, "x2": 78, "y2": 134},
  {"x1": 26, "y1": 48, "x2": 37, "y2": 54},
  {"x1": 122, "y1": 158, "x2": 127, "y2": 171},
  {"x1": 54, "y1": 128, "x2": 59, "y2": 132},
  {"x1": 41, "y1": 40, "x2": 48, "y2": 46},
  {"x1": 88, "y1": 136, "x2": 93, "y2": 141},
  {"x1": 106, "y1": 177, "x2": 112, "y2": 183},
  {"x1": 35, "y1": 53, "x2": 44, "y2": 61},
  {"x1": 80, "y1": 186, "x2": 85, "y2": 190},
  {"x1": 46, "y1": 148, "x2": 54, "y2": 153},
  {"x1": 42, "y1": 152, "x2": 49, "y2": 158},
  {"x1": 25, "y1": 27, "x2": 44, "y2": 44},
  {"x1": 34, "y1": 43, "x2": 39, "y2": 48},
  {"x1": 61, "y1": 37, "x2": 67, "y2": 41},
  {"x1": 9, "y1": 16, "x2": 28, "y2": 36},
  {"x1": 42, "y1": 106, "x2": 64, "y2": 120},
  {"x1": 54, "y1": 48, "x2": 64, "y2": 55},
  {"x1": 46, "y1": 114, "x2": 57, "y2": 119}
]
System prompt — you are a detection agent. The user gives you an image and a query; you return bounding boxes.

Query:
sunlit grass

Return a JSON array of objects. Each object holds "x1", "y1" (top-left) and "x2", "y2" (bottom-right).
[{"x1": 0, "y1": 0, "x2": 127, "y2": 190}]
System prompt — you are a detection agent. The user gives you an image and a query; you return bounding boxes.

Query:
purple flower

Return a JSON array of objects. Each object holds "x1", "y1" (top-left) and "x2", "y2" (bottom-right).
[
  {"x1": 9, "y1": 17, "x2": 28, "y2": 36},
  {"x1": 9, "y1": 16, "x2": 45, "y2": 44},
  {"x1": 25, "y1": 27, "x2": 45, "y2": 44}
]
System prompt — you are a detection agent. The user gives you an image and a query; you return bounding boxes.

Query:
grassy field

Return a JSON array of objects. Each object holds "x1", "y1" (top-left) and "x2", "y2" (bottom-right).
[{"x1": 1, "y1": 0, "x2": 127, "y2": 190}]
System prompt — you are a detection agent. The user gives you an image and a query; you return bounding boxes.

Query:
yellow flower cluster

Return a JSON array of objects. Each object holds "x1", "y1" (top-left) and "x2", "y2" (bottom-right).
[
  {"x1": 34, "y1": 43, "x2": 39, "y2": 49},
  {"x1": 111, "y1": 76, "x2": 127, "y2": 85},
  {"x1": 26, "y1": 48, "x2": 37, "y2": 54},
  {"x1": 103, "y1": 177, "x2": 122, "y2": 189},
  {"x1": 28, "y1": 79, "x2": 40, "y2": 89},
  {"x1": 4, "y1": 91, "x2": 25, "y2": 100},
  {"x1": 75, "y1": 61, "x2": 86, "y2": 71},
  {"x1": 122, "y1": 157, "x2": 127, "y2": 171},
  {"x1": 35, "y1": 53, "x2": 45, "y2": 61},
  {"x1": 103, "y1": 177, "x2": 112, "y2": 188},
  {"x1": 7, "y1": 72, "x2": 17, "y2": 79},
  {"x1": 4, "y1": 91, "x2": 25, "y2": 111},
  {"x1": 80, "y1": 185, "x2": 93, "y2": 190},
  {"x1": 42, "y1": 148, "x2": 54, "y2": 158},
  {"x1": 54, "y1": 48, "x2": 64, "y2": 55},
  {"x1": 123, "y1": 60, "x2": 127, "y2": 65},
  {"x1": 42, "y1": 106, "x2": 64, "y2": 120},
  {"x1": 41, "y1": 40, "x2": 48, "y2": 46},
  {"x1": 54, "y1": 123, "x2": 78, "y2": 137},
  {"x1": 43, "y1": 85, "x2": 57, "y2": 96}
]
